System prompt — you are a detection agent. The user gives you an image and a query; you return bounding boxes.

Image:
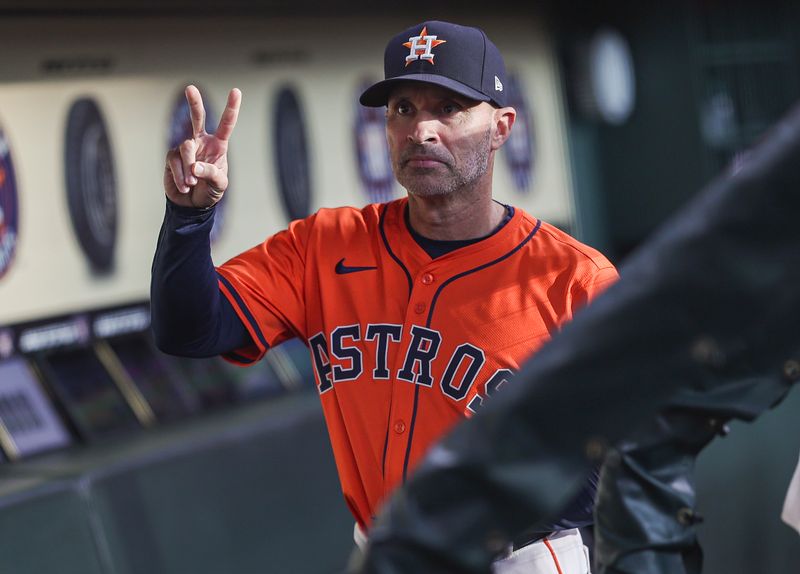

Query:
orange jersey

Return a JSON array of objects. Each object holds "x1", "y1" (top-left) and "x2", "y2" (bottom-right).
[{"x1": 216, "y1": 197, "x2": 617, "y2": 528}]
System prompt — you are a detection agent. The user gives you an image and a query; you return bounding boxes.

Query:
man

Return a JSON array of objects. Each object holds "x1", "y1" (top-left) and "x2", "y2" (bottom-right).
[
  {"x1": 151, "y1": 20, "x2": 616, "y2": 573},
  {"x1": 351, "y1": 103, "x2": 800, "y2": 574}
]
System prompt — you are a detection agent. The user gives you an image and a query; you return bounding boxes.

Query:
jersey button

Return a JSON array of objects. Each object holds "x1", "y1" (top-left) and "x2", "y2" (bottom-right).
[
  {"x1": 414, "y1": 302, "x2": 426, "y2": 314},
  {"x1": 393, "y1": 420, "x2": 406, "y2": 434},
  {"x1": 421, "y1": 273, "x2": 434, "y2": 285}
]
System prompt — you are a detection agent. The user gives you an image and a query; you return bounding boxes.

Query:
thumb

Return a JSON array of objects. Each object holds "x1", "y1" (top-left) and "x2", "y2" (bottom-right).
[{"x1": 192, "y1": 161, "x2": 228, "y2": 194}]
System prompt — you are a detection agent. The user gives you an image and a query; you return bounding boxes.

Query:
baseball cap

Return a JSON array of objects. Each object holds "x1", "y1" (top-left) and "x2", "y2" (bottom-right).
[{"x1": 359, "y1": 20, "x2": 508, "y2": 108}]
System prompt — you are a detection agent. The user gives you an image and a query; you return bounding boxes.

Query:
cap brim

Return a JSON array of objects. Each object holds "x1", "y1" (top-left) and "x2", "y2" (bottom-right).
[{"x1": 359, "y1": 74, "x2": 491, "y2": 107}]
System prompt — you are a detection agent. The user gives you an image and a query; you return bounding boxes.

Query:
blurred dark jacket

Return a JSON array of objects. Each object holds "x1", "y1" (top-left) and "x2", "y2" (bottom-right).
[{"x1": 352, "y1": 103, "x2": 800, "y2": 574}]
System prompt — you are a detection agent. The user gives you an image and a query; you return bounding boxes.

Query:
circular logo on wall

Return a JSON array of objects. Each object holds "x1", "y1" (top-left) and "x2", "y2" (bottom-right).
[
  {"x1": 503, "y1": 73, "x2": 536, "y2": 193},
  {"x1": 168, "y1": 86, "x2": 226, "y2": 243},
  {"x1": 354, "y1": 79, "x2": 398, "y2": 204},
  {"x1": 273, "y1": 86, "x2": 312, "y2": 221},
  {"x1": 0, "y1": 127, "x2": 19, "y2": 281},
  {"x1": 64, "y1": 98, "x2": 118, "y2": 273},
  {"x1": 0, "y1": 327, "x2": 13, "y2": 359}
]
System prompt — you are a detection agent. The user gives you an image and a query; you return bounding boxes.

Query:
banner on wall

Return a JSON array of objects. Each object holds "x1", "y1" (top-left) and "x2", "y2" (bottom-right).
[
  {"x1": 354, "y1": 78, "x2": 398, "y2": 204},
  {"x1": 0, "y1": 125, "x2": 19, "y2": 281},
  {"x1": 503, "y1": 72, "x2": 536, "y2": 194},
  {"x1": 272, "y1": 86, "x2": 312, "y2": 222},
  {"x1": 64, "y1": 97, "x2": 118, "y2": 273}
]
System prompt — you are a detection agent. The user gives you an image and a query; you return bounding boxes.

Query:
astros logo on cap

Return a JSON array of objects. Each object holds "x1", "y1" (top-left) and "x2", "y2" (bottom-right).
[{"x1": 404, "y1": 26, "x2": 446, "y2": 66}]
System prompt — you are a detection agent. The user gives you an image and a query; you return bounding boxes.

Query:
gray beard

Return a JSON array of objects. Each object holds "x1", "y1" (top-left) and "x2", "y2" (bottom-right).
[{"x1": 397, "y1": 127, "x2": 492, "y2": 197}]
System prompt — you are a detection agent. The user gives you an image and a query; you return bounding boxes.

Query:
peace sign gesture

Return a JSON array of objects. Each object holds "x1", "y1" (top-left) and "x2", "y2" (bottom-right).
[{"x1": 164, "y1": 85, "x2": 241, "y2": 209}]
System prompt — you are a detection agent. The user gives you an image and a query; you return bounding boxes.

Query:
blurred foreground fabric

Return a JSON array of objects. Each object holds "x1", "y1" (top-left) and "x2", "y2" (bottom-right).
[{"x1": 354, "y1": 103, "x2": 800, "y2": 574}]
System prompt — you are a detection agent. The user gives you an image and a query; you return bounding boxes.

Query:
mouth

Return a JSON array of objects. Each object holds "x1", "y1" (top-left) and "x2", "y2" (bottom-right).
[
  {"x1": 403, "y1": 156, "x2": 446, "y2": 169},
  {"x1": 406, "y1": 159, "x2": 442, "y2": 169}
]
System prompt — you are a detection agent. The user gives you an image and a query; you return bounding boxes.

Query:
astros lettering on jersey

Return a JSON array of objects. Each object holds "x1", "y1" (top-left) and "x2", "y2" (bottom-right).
[{"x1": 216, "y1": 197, "x2": 617, "y2": 529}]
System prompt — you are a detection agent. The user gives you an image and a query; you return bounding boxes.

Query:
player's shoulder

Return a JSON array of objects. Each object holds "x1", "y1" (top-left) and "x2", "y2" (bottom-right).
[
  {"x1": 517, "y1": 209, "x2": 614, "y2": 271},
  {"x1": 300, "y1": 201, "x2": 390, "y2": 233},
  {"x1": 313, "y1": 202, "x2": 383, "y2": 219},
  {"x1": 311, "y1": 201, "x2": 392, "y2": 226}
]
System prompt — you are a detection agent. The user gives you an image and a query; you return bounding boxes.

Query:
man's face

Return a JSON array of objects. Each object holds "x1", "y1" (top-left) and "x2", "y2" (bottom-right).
[{"x1": 385, "y1": 83, "x2": 497, "y2": 197}]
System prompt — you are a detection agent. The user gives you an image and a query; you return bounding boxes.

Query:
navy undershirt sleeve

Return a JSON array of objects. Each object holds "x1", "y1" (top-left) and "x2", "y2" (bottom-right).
[{"x1": 150, "y1": 200, "x2": 253, "y2": 357}]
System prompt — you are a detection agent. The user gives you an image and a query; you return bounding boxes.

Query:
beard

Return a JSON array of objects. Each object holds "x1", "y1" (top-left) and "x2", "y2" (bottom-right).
[{"x1": 394, "y1": 126, "x2": 492, "y2": 197}]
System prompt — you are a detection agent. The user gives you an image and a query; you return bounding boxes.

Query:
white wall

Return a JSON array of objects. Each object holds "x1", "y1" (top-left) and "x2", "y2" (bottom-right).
[{"x1": 0, "y1": 15, "x2": 574, "y2": 325}]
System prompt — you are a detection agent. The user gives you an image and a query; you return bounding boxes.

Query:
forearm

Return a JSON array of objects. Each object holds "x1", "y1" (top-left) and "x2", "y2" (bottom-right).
[{"x1": 150, "y1": 200, "x2": 251, "y2": 356}]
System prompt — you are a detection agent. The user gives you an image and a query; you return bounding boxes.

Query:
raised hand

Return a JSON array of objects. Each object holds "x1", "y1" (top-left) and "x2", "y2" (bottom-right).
[{"x1": 164, "y1": 85, "x2": 241, "y2": 209}]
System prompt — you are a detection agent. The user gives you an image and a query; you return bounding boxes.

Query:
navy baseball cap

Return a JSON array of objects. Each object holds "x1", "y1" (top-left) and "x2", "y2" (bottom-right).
[{"x1": 359, "y1": 20, "x2": 508, "y2": 108}]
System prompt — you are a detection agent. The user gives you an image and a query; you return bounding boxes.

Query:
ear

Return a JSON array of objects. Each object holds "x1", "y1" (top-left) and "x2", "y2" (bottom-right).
[{"x1": 491, "y1": 106, "x2": 516, "y2": 150}]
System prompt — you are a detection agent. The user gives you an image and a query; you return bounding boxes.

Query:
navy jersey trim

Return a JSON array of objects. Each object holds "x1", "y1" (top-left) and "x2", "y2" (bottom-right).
[
  {"x1": 216, "y1": 271, "x2": 270, "y2": 350},
  {"x1": 406, "y1": 203, "x2": 516, "y2": 260},
  {"x1": 381, "y1": 414, "x2": 391, "y2": 478},
  {"x1": 401, "y1": 218, "x2": 543, "y2": 481},
  {"x1": 426, "y1": 219, "x2": 543, "y2": 325},
  {"x1": 379, "y1": 203, "x2": 412, "y2": 480},
  {"x1": 401, "y1": 385, "x2": 422, "y2": 482},
  {"x1": 379, "y1": 204, "x2": 413, "y2": 295},
  {"x1": 223, "y1": 350, "x2": 257, "y2": 364}
]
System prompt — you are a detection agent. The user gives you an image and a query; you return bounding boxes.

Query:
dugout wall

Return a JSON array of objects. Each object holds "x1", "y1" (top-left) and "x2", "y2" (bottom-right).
[{"x1": 0, "y1": 12, "x2": 571, "y2": 574}]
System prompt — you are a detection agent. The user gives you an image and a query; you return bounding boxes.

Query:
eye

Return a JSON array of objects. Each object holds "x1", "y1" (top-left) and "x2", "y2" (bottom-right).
[
  {"x1": 394, "y1": 101, "x2": 412, "y2": 115},
  {"x1": 441, "y1": 101, "x2": 461, "y2": 115}
]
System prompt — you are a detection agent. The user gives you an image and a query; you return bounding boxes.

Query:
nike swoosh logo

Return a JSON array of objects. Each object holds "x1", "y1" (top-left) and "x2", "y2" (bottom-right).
[{"x1": 335, "y1": 258, "x2": 377, "y2": 275}]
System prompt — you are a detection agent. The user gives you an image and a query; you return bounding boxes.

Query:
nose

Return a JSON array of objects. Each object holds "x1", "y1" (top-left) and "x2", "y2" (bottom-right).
[{"x1": 407, "y1": 116, "x2": 439, "y2": 145}]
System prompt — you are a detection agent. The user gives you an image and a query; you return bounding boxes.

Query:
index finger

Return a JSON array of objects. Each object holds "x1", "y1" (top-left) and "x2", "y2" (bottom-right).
[
  {"x1": 185, "y1": 84, "x2": 206, "y2": 138},
  {"x1": 214, "y1": 88, "x2": 242, "y2": 142}
]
